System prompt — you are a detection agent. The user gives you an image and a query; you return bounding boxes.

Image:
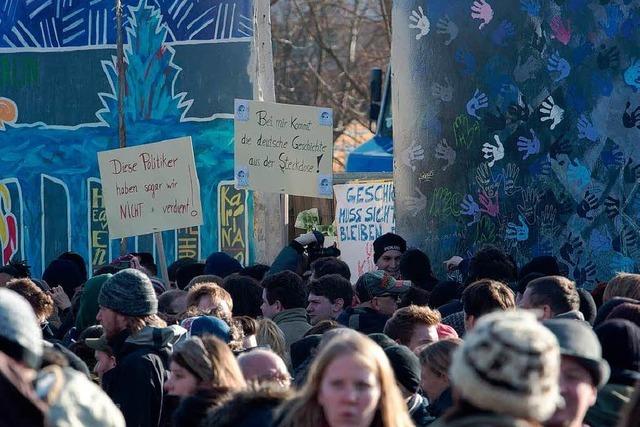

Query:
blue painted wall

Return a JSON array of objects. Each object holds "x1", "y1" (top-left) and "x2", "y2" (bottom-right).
[
  {"x1": 393, "y1": 0, "x2": 640, "y2": 288},
  {"x1": 0, "y1": 0, "x2": 254, "y2": 276}
]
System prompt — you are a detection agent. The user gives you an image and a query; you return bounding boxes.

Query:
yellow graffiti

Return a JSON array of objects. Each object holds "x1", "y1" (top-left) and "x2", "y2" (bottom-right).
[
  {"x1": 178, "y1": 227, "x2": 199, "y2": 259},
  {"x1": 219, "y1": 185, "x2": 247, "y2": 260}
]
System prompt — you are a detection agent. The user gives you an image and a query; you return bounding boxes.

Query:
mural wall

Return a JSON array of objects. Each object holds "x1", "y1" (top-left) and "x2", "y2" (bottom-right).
[
  {"x1": 0, "y1": 0, "x2": 254, "y2": 276},
  {"x1": 393, "y1": 0, "x2": 640, "y2": 288}
]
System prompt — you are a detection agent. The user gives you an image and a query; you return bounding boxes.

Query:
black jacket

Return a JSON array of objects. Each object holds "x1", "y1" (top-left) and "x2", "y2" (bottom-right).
[
  {"x1": 102, "y1": 327, "x2": 178, "y2": 427},
  {"x1": 337, "y1": 306, "x2": 389, "y2": 334}
]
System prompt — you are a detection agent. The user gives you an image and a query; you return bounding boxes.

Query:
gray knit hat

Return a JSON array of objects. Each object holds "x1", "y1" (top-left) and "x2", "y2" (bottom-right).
[
  {"x1": 98, "y1": 268, "x2": 158, "y2": 316},
  {"x1": 0, "y1": 288, "x2": 43, "y2": 368},
  {"x1": 449, "y1": 310, "x2": 562, "y2": 422}
]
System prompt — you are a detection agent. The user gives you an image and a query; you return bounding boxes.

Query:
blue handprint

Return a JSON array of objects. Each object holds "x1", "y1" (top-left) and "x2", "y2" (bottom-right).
[
  {"x1": 624, "y1": 59, "x2": 640, "y2": 91},
  {"x1": 517, "y1": 129, "x2": 540, "y2": 160},
  {"x1": 589, "y1": 229, "x2": 612, "y2": 253},
  {"x1": 491, "y1": 20, "x2": 515, "y2": 46},
  {"x1": 600, "y1": 5, "x2": 623, "y2": 38},
  {"x1": 520, "y1": 0, "x2": 540, "y2": 17},
  {"x1": 506, "y1": 215, "x2": 529, "y2": 241},
  {"x1": 567, "y1": 159, "x2": 591, "y2": 193},
  {"x1": 528, "y1": 154, "x2": 552, "y2": 178},
  {"x1": 460, "y1": 194, "x2": 481, "y2": 225},
  {"x1": 455, "y1": 48, "x2": 477, "y2": 76},
  {"x1": 466, "y1": 89, "x2": 488, "y2": 119},
  {"x1": 577, "y1": 114, "x2": 599, "y2": 142},
  {"x1": 547, "y1": 51, "x2": 571, "y2": 82},
  {"x1": 611, "y1": 252, "x2": 635, "y2": 272}
]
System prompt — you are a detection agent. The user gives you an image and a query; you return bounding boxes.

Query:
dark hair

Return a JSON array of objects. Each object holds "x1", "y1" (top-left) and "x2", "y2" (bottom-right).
[
  {"x1": 57, "y1": 252, "x2": 88, "y2": 283},
  {"x1": 307, "y1": 274, "x2": 353, "y2": 308},
  {"x1": 234, "y1": 316, "x2": 258, "y2": 337},
  {"x1": 168, "y1": 257, "x2": 197, "y2": 283},
  {"x1": 467, "y1": 245, "x2": 517, "y2": 285},
  {"x1": 93, "y1": 265, "x2": 121, "y2": 276},
  {"x1": 429, "y1": 281, "x2": 463, "y2": 309},
  {"x1": 304, "y1": 320, "x2": 340, "y2": 337},
  {"x1": 157, "y1": 289, "x2": 187, "y2": 321},
  {"x1": 262, "y1": 271, "x2": 307, "y2": 310},
  {"x1": 399, "y1": 286, "x2": 431, "y2": 308},
  {"x1": 518, "y1": 256, "x2": 560, "y2": 280},
  {"x1": 0, "y1": 260, "x2": 31, "y2": 278},
  {"x1": 239, "y1": 264, "x2": 270, "y2": 281},
  {"x1": 516, "y1": 272, "x2": 545, "y2": 295},
  {"x1": 399, "y1": 249, "x2": 437, "y2": 290},
  {"x1": 310, "y1": 257, "x2": 351, "y2": 281},
  {"x1": 131, "y1": 252, "x2": 157, "y2": 276},
  {"x1": 222, "y1": 273, "x2": 263, "y2": 318},
  {"x1": 176, "y1": 262, "x2": 205, "y2": 290},
  {"x1": 526, "y1": 276, "x2": 580, "y2": 316},
  {"x1": 606, "y1": 303, "x2": 640, "y2": 328},
  {"x1": 462, "y1": 279, "x2": 515, "y2": 319}
]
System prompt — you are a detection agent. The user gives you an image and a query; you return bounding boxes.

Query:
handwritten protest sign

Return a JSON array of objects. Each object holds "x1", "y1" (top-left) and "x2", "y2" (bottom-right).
[
  {"x1": 97, "y1": 137, "x2": 203, "y2": 239},
  {"x1": 334, "y1": 181, "x2": 395, "y2": 282},
  {"x1": 234, "y1": 99, "x2": 334, "y2": 198}
]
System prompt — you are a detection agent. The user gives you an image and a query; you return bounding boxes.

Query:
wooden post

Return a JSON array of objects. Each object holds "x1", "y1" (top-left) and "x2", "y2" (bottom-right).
[
  {"x1": 154, "y1": 232, "x2": 170, "y2": 288},
  {"x1": 252, "y1": 0, "x2": 286, "y2": 263},
  {"x1": 116, "y1": 0, "x2": 128, "y2": 256}
]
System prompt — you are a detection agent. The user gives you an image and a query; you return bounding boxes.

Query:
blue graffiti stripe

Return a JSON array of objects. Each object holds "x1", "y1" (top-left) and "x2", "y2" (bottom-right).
[{"x1": 0, "y1": 0, "x2": 253, "y2": 48}]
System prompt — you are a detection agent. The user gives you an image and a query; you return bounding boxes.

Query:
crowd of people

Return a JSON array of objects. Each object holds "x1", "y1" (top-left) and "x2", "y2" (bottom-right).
[{"x1": 1, "y1": 231, "x2": 639, "y2": 427}]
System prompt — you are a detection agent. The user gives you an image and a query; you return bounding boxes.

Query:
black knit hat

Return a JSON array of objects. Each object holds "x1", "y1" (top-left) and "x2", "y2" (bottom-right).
[
  {"x1": 595, "y1": 319, "x2": 640, "y2": 373},
  {"x1": 98, "y1": 268, "x2": 158, "y2": 316},
  {"x1": 373, "y1": 233, "x2": 406, "y2": 263},
  {"x1": 384, "y1": 345, "x2": 421, "y2": 393},
  {"x1": 577, "y1": 288, "x2": 598, "y2": 325},
  {"x1": 518, "y1": 256, "x2": 561, "y2": 279}
]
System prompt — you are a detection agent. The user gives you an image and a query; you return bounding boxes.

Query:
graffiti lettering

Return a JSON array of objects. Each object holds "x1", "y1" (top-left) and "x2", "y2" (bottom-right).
[
  {"x1": 218, "y1": 183, "x2": 248, "y2": 265},
  {"x1": 429, "y1": 187, "x2": 462, "y2": 218}
]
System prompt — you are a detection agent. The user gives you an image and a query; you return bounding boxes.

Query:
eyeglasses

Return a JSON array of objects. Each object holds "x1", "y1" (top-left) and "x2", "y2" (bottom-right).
[{"x1": 376, "y1": 294, "x2": 401, "y2": 304}]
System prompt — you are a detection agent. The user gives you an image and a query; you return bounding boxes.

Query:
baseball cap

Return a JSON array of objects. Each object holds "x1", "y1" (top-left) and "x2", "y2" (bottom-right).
[{"x1": 356, "y1": 270, "x2": 411, "y2": 301}]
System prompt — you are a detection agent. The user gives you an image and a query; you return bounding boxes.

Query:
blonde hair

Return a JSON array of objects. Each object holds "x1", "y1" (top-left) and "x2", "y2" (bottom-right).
[
  {"x1": 277, "y1": 333, "x2": 414, "y2": 427},
  {"x1": 256, "y1": 318, "x2": 288, "y2": 364},
  {"x1": 419, "y1": 338, "x2": 463, "y2": 378},
  {"x1": 126, "y1": 314, "x2": 167, "y2": 335},
  {"x1": 604, "y1": 273, "x2": 640, "y2": 302}
]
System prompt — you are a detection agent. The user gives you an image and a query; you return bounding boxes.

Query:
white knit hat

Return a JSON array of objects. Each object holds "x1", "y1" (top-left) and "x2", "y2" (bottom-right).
[
  {"x1": 0, "y1": 288, "x2": 43, "y2": 368},
  {"x1": 449, "y1": 310, "x2": 561, "y2": 422}
]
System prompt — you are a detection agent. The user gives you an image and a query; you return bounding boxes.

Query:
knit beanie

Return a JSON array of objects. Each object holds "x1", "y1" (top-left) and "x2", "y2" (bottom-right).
[
  {"x1": 607, "y1": 302, "x2": 640, "y2": 327},
  {"x1": 449, "y1": 310, "x2": 561, "y2": 422},
  {"x1": 384, "y1": 345, "x2": 421, "y2": 393},
  {"x1": 76, "y1": 274, "x2": 112, "y2": 332},
  {"x1": 373, "y1": 233, "x2": 406, "y2": 263},
  {"x1": 182, "y1": 315, "x2": 231, "y2": 343},
  {"x1": 42, "y1": 258, "x2": 84, "y2": 298},
  {"x1": 204, "y1": 252, "x2": 242, "y2": 278},
  {"x1": 98, "y1": 269, "x2": 157, "y2": 316},
  {"x1": 0, "y1": 288, "x2": 43, "y2": 369},
  {"x1": 595, "y1": 319, "x2": 640, "y2": 373}
]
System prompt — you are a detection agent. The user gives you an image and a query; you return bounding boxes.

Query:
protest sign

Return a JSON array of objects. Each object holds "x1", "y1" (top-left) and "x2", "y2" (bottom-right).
[
  {"x1": 97, "y1": 137, "x2": 203, "y2": 239},
  {"x1": 218, "y1": 180, "x2": 249, "y2": 265},
  {"x1": 334, "y1": 181, "x2": 395, "y2": 282},
  {"x1": 234, "y1": 99, "x2": 334, "y2": 198}
]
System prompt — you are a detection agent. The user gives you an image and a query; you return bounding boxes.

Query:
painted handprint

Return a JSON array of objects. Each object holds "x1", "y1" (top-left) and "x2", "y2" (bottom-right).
[
  {"x1": 529, "y1": 154, "x2": 553, "y2": 179},
  {"x1": 506, "y1": 215, "x2": 529, "y2": 241},
  {"x1": 466, "y1": 89, "x2": 488, "y2": 119},
  {"x1": 573, "y1": 261, "x2": 597, "y2": 287},
  {"x1": 471, "y1": 0, "x2": 494, "y2": 30},
  {"x1": 604, "y1": 195, "x2": 622, "y2": 218},
  {"x1": 520, "y1": 0, "x2": 540, "y2": 17},
  {"x1": 475, "y1": 216, "x2": 498, "y2": 245},
  {"x1": 503, "y1": 163, "x2": 520, "y2": 196},
  {"x1": 517, "y1": 129, "x2": 540, "y2": 160},
  {"x1": 514, "y1": 55, "x2": 540, "y2": 83},
  {"x1": 567, "y1": 159, "x2": 591, "y2": 193},
  {"x1": 589, "y1": 228, "x2": 612, "y2": 253},
  {"x1": 577, "y1": 190, "x2": 599, "y2": 220},
  {"x1": 436, "y1": 15, "x2": 458, "y2": 46},
  {"x1": 577, "y1": 114, "x2": 599, "y2": 141},
  {"x1": 476, "y1": 163, "x2": 499, "y2": 197},
  {"x1": 453, "y1": 115, "x2": 480, "y2": 149},
  {"x1": 560, "y1": 233, "x2": 585, "y2": 267},
  {"x1": 611, "y1": 252, "x2": 635, "y2": 272},
  {"x1": 600, "y1": 4, "x2": 623, "y2": 38},
  {"x1": 547, "y1": 51, "x2": 571, "y2": 82},
  {"x1": 507, "y1": 93, "x2": 531, "y2": 123},
  {"x1": 623, "y1": 102, "x2": 640, "y2": 128},
  {"x1": 478, "y1": 190, "x2": 499, "y2": 217},
  {"x1": 408, "y1": 6, "x2": 430, "y2": 40},
  {"x1": 405, "y1": 188, "x2": 427, "y2": 217},
  {"x1": 549, "y1": 133, "x2": 571, "y2": 161},
  {"x1": 623, "y1": 58, "x2": 640, "y2": 91},
  {"x1": 399, "y1": 140, "x2": 425, "y2": 171},
  {"x1": 455, "y1": 49, "x2": 477, "y2": 76},
  {"x1": 482, "y1": 135, "x2": 504, "y2": 168},
  {"x1": 431, "y1": 78, "x2": 453, "y2": 102},
  {"x1": 540, "y1": 96, "x2": 565, "y2": 130},
  {"x1": 540, "y1": 204, "x2": 559, "y2": 237},
  {"x1": 491, "y1": 20, "x2": 515, "y2": 46},
  {"x1": 597, "y1": 45, "x2": 620, "y2": 70},
  {"x1": 435, "y1": 139, "x2": 456, "y2": 171},
  {"x1": 518, "y1": 187, "x2": 540, "y2": 225},
  {"x1": 483, "y1": 108, "x2": 507, "y2": 132},
  {"x1": 550, "y1": 16, "x2": 571, "y2": 45},
  {"x1": 460, "y1": 194, "x2": 481, "y2": 225}
]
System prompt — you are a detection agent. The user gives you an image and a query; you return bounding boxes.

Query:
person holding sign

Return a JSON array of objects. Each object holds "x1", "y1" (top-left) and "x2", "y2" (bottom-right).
[{"x1": 373, "y1": 233, "x2": 407, "y2": 279}]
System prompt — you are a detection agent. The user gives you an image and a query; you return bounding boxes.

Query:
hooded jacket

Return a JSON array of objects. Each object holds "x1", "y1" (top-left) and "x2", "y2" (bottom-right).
[
  {"x1": 272, "y1": 308, "x2": 311, "y2": 349},
  {"x1": 102, "y1": 325, "x2": 184, "y2": 427}
]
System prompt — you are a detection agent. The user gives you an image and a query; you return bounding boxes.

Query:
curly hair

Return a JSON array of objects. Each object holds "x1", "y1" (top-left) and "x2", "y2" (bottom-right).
[
  {"x1": 186, "y1": 282, "x2": 233, "y2": 321},
  {"x1": 383, "y1": 305, "x2": 441, "y2": 346},
  {"x1": 6, "y1": 278, "x2": 54, "y2": 321}
]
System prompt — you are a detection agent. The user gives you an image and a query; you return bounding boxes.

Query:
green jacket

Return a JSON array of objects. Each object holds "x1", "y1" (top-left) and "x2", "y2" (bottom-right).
[
  {"x1": 273, "y1": 308, "x2": 311, "y2": 349},
  {"x1": 585, "y1": 382, "x2": 635, "y2": 427}
]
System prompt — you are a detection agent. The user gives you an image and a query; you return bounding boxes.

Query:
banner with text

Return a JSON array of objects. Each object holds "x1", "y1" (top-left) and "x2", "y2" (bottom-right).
[
  {"x1": 234, "y1": 99, "x2": 334, "y2": 198},
  {"x1": 97, "y1": 137, "x2": 203, "y2": 239},
  {"x1": 218, "y1": 180, "x2": 249, "y2": 265},
  {"x1": 334, "y1": 182, "x2": 395, "y2": 282}
]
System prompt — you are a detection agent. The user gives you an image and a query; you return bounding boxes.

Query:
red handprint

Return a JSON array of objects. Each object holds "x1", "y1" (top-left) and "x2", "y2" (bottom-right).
[
  {"x1": 478, "y1": 190, "x2": 500, "y2": 217},
  {"x1": 550, "y1": 16, "x2": 571, "y2": 45}
]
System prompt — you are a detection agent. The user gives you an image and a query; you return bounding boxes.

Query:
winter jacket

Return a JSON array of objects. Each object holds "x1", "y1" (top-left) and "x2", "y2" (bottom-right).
[
  {"x1": 272, "y1": 308, "x2": 311, "y2": 349},
  {"x1": 428, "y1": 387, "x2": 454, "y2": 419},
  {"x1": 584, "y1": 369, "x2": 640, "y2": 427},
  {"x1": 102, "y1": 325, "x2": 183, "y2": 427},
  {"x1": 337, "y1": 306, "x2": 389, "y2": 334},
  {"x1": 408, "y1": 393, "x2": 435, "y2": 427},
  {"x1": 171, "y1": 388, "x2": 231, "y2": 427},
  {"x1": 267, "y1": 241, "x2": 305, "y2": 277}
]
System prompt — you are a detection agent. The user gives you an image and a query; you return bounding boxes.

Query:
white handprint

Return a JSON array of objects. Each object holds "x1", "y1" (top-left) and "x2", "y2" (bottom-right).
[
  {"x1": 406, "y1": 188, "x2": 427, "y2": 216},
  {"x1": 409, "y1": 6, "x2": 430, "y2": 40},
  {"x1": 540, "y1": 96, "x2": 565, "y2": 130},
  {"x1": 482, "y1": 135, "x2": 504, "y2": 168},
  {"x1": 400, "y1": 140, "x2": 425, "y2": 171}
]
